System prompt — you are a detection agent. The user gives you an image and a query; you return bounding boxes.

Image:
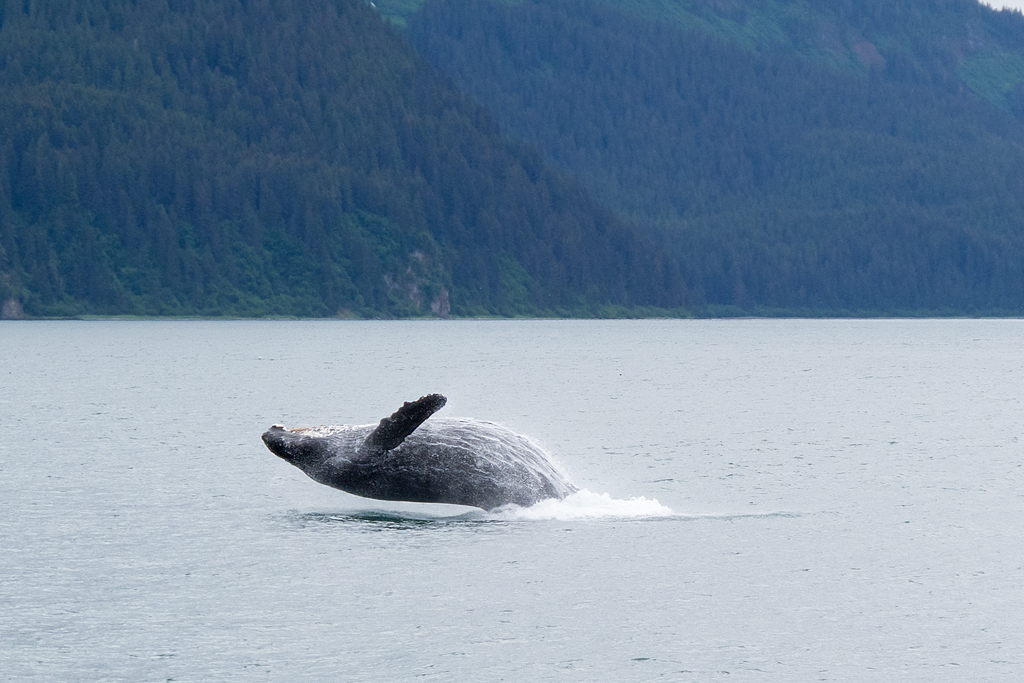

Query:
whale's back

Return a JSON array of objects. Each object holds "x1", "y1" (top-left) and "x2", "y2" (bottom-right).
[{"x1": 327, "y1": 417, "x2": 576, "y2": 509}]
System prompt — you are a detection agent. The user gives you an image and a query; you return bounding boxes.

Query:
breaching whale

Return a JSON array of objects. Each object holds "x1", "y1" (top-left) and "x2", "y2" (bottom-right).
[{"x1": 262, "y1": 394, "x2": 577, "y2": 510}]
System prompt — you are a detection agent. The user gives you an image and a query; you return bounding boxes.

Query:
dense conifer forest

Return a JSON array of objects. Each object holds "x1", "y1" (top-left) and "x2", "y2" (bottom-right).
[
  {"x1": 4, "y1": 0, "x2": 1024, "y2": 317},
  {"x1": 406, "y1": 0, "x2": 1024, "y2": 314},
  {"x1": 0, "y1": 0, "x2": 682, "y2": 317}
]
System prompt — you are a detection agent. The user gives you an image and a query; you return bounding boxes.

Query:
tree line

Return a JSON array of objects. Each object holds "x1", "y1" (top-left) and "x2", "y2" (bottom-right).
[
  {"x1": 0, "y1": 0, "x2": 685, "y2": 317},
  {"x1": 407, "y1": 0, "x2": 1024, "y2": 313}
]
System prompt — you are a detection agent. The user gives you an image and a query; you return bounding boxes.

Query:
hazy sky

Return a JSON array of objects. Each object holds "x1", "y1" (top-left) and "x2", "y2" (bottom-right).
[{"x1": 985, "y1": 0, "x2": 1024, "y2": 11}]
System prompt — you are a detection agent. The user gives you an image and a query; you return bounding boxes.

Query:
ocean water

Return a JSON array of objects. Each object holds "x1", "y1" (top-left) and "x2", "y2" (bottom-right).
[{"x1": 1, "y1": 319, "x2": 1022, "y2": 682}]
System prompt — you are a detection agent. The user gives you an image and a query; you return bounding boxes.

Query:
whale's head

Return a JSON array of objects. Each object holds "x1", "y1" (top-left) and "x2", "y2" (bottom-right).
[
  {"x1": 262, "y1": 425, "x2": 298, "y2": 460},
  {"x1": 261, "y1": 424, "x2": 338, "y2": 470},
  {"x1": 261, "y1": 423, "x2": 371, "y2": 475}
]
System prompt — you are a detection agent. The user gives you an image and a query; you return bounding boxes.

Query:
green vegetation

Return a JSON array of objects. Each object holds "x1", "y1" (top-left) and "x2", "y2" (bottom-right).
[
  {"x1": 960, "y1": 51, "x2": 1024, "y2": 109},
  {"x1": 0, "y1": 0, "x2": 682, "y2": 318},
  {"x1": 382, "y1": 0, "x2": 1024, "y2": 91},
  {"x1": 6, "y1": 0, "x2": 1024, "y2": 318},
  {"x1": 407, "y1": 0, "x2": 1024, "y2": 314}
]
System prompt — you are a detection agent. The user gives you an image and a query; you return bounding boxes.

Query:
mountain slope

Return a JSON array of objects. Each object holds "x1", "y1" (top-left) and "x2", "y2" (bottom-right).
[
  {"x1": 0, "y1": 0, "x2": 684, "y2": 317},
  {"x1": 407, "y1": 0, "x2": 1024, "y2": 313}
]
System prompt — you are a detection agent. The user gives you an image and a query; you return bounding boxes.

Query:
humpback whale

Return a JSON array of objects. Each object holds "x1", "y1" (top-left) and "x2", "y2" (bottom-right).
[{"x1": 262, "y1": 394, "x2": 577, "y2": 510}]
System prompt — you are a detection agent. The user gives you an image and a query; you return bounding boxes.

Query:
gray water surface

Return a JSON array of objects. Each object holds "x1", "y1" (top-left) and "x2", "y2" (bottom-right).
[{"x1": 2, "y1": 320, "x2": 1022, "y2": 681}]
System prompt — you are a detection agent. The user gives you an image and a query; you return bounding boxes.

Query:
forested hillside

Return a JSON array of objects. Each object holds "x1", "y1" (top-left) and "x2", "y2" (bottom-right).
[
  {"x1": 5, "y1": 0, "x2": 1024, "y2": 317},
  {"x1": 407, "y1": 0, "x2": 1024, "y2": 313},
  {"x1": 0, "y1": 0, "x2": 683, "y2": 317}
]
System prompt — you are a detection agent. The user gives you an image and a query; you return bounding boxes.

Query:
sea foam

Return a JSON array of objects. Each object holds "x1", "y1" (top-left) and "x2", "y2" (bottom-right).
[{"x1": 490, "y1": 489, "x2": 674, "y2": 521}]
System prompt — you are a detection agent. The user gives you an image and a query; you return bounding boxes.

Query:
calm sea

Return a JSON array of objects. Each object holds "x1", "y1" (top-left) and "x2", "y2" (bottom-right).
[{"x1": 2, "y1": 319, "x2": 1022, "y2": 682}]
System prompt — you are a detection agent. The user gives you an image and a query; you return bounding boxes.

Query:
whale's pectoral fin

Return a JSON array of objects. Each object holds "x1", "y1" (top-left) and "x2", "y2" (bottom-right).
[{"x1": 363, "y1": 394, "x2": 447, "y2": 453}]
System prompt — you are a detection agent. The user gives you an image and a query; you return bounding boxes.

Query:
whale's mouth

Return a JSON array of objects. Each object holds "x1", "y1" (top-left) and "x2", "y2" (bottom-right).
[{"x1": 262, "y1": 426, "x2": 295, "y2": 461}]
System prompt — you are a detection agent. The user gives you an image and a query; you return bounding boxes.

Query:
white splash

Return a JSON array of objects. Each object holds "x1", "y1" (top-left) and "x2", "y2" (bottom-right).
[{"x1": 490, "y1": 489, "x2": 675, "y2": 521}]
